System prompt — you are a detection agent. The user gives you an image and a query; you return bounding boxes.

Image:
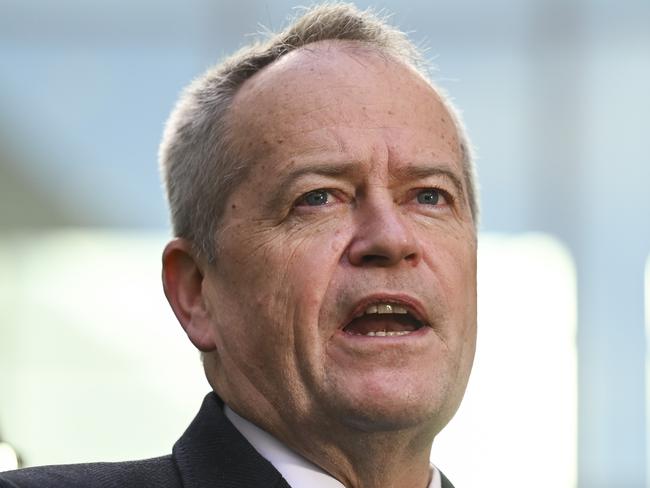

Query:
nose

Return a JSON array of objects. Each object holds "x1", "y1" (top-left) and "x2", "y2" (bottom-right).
[{"x1": 346, "y1": 198, "x2": 421, "y2": 267}]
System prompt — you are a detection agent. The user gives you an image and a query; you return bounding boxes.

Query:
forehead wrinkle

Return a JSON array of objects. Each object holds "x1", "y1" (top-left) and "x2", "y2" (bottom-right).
[
  {"x1": 279, "y1": 122, "x2": 350, "y2": 156},
  {"x1": 282, "y1": 122, "x2": 431, "y2": 161}
]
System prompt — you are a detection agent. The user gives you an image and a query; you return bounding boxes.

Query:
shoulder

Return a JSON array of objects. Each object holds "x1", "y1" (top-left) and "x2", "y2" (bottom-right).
[{"x1": 0, "y1": 455, "x2": 181, "y2": 488}]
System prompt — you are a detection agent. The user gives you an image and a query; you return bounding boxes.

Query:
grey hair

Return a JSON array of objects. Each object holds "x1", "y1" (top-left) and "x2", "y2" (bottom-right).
[{"x1": 159, "y1": 2, "x2": 478, "y2": 262}]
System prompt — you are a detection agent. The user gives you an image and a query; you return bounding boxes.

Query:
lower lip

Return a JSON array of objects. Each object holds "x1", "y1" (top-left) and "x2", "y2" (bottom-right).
[{"x1": 329, "y1": 326, "x2": 436, "y2": 360}]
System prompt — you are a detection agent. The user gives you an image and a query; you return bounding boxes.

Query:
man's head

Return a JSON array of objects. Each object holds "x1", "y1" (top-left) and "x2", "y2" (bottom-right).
[
  {"x1": 160, "y1": 1, "x2": 477, "y2": 468},
  {"x1": 159, "y1": 3, "x2": 478, "y2": 262}
]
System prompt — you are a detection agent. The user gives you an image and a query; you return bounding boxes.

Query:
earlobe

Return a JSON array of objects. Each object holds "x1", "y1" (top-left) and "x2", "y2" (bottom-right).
[{"x1": 162, "y1": 238, "x2": 217, "y2": 352}]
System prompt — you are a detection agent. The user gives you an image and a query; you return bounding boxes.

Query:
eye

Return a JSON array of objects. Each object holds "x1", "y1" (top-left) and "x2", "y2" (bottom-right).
[
  {"x1": 296, "y1": 189, "x2": 331, "y2": 207},
  {"x1": 416, "y1": 188, "x2": 447, "y2": 206}
]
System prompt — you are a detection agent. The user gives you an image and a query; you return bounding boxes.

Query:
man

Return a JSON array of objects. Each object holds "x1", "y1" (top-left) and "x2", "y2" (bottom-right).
[{"x1": 0, "y1": 3, "x2": 477, "y2": 487}]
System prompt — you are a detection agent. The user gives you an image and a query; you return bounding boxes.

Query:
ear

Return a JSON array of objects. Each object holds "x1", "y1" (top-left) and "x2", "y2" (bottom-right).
[{"x1": 162, "y1": 238, "x2": 217, "y2": 352}]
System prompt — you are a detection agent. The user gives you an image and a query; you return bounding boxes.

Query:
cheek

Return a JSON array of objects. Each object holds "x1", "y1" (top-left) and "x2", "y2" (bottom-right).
[
  {"x1": 421, "y1": 231, "x2": 476, "y2": 332},
  {"x1": 450, "y1": 245, "x2": 477, "y2": 363},
  {"x1": 422, "y1": 235, "x2": 475, "y2": 293},
  {"x1": 220, "y1": 221, "x2": 348, "y2": 327}
]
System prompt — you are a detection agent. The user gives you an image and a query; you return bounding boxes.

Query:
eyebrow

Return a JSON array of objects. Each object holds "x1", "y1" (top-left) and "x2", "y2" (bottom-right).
[{"x1": 278, "y1": 162, "x2": 360, "y2": 186}]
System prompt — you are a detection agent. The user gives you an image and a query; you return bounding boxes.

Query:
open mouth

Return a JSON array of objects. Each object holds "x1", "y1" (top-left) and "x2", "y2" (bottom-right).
[{"x1": 343, "y1": 302, "x2": 427, "y2": 337}]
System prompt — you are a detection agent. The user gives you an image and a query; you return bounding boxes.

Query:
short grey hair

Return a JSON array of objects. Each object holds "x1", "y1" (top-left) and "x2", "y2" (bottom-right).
[{"x1": 159, "y1": 2, "x2": 478, "y2": 262}]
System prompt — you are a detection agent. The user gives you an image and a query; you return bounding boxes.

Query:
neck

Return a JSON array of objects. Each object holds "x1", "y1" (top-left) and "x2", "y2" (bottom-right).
[
  {"x1": 278, "y1": 415, "x2": 436, "y2": 488},
  {"x1": 209, "y1": 366, "x2": 438, "y2": 488}
]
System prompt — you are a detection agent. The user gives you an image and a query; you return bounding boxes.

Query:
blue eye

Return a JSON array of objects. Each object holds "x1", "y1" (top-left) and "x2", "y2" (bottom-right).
[
  {"x1": 416, "y1": 189, "x2": 442, "y2": 205},
  {"x1": 299, "y1": 189, "x2": 330, "y2": 206}
]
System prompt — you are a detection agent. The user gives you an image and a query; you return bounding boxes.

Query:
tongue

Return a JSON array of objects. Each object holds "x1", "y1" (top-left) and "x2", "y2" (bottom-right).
[{"x1": 344, "y1": 315, "x2": 420, "y2": 335}]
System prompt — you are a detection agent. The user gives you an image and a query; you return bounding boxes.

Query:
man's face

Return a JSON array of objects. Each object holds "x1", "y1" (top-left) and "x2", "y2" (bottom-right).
[{"x1": 202, "y1": 42, "x2": 477, "y2": 437}]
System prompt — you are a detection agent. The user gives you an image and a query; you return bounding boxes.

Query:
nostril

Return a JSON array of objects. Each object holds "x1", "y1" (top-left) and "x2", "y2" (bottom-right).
[
  {"x1": 361, "y1": 254, "x2": 391, "y2": 265},
  {"x1": 404, "y1": 252, "x2": 418, "y2": 262},
  {"x1": 359, "y1": 252, "x2": 418, "y2": 266}
]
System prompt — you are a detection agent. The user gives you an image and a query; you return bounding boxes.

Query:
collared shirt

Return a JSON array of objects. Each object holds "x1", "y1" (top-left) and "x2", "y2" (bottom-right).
[{"x1": 225, "y1": 406, "x2": 442, "y2": 488}]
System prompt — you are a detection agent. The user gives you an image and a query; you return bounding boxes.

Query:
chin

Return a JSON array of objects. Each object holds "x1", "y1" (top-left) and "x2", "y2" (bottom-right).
[
  {"x1": 324, "y1": 380, "x2": 457, "y2": 434},
  {"x1": 342, "y1": 407, "x2": 439, "y2": 433}
]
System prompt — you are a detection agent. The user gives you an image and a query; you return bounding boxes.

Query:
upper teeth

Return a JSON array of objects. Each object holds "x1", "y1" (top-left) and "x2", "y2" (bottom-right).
[{"x1": 363, "y1": 303, "x2": 408, "y2": 315}]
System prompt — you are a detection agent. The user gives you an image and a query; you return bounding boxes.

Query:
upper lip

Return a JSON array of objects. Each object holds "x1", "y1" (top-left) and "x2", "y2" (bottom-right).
[{"x1": 341, "y1": 294, "x2": 430, "y2": 329}]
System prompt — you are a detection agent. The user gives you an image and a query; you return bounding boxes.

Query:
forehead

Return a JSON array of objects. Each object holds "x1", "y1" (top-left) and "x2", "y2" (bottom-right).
[{"x1": 229, "y1": 41, "x2": 461, "y2": 168}]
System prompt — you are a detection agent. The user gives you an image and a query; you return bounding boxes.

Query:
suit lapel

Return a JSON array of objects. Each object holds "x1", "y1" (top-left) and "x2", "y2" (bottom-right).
[
  {"x1": 440, "y1": 470, "x2": 455, "y2": 488},
  {"x1": 172, "y1": 393, "x2": 291, "y2": 488}
]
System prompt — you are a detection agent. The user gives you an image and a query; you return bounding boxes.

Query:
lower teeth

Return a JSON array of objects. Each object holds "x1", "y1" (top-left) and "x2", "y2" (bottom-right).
[{"x1": 349, "y1": 330, "x2": 412, "y2": 337}]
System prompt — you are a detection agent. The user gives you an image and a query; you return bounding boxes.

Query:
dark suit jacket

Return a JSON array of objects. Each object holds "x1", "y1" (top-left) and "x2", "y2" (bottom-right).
[{"x1": 0, "y1": 393, "x2": 455, "y2": 488}]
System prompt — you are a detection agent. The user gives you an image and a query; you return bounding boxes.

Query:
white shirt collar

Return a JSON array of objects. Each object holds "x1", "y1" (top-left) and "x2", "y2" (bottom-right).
[{"x1": 225, "y1": 406, "x2": 442, "y2": 488}]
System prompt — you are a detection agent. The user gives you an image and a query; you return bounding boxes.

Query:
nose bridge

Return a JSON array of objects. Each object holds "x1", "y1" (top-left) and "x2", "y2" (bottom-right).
[{"x1": 346, "y1": 190, "x2": 421, "y2": 267}]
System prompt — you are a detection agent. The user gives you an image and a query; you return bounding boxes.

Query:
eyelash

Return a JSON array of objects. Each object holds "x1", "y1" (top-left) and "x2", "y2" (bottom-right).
[{"x1": 294, "y1": 187, "x2": 453, "y2": 210}]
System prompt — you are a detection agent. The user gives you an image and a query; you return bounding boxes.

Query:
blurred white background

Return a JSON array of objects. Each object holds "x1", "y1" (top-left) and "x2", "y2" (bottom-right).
[{"x1": 1, "y1": 1, "x2": 648, "y2": 486}]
